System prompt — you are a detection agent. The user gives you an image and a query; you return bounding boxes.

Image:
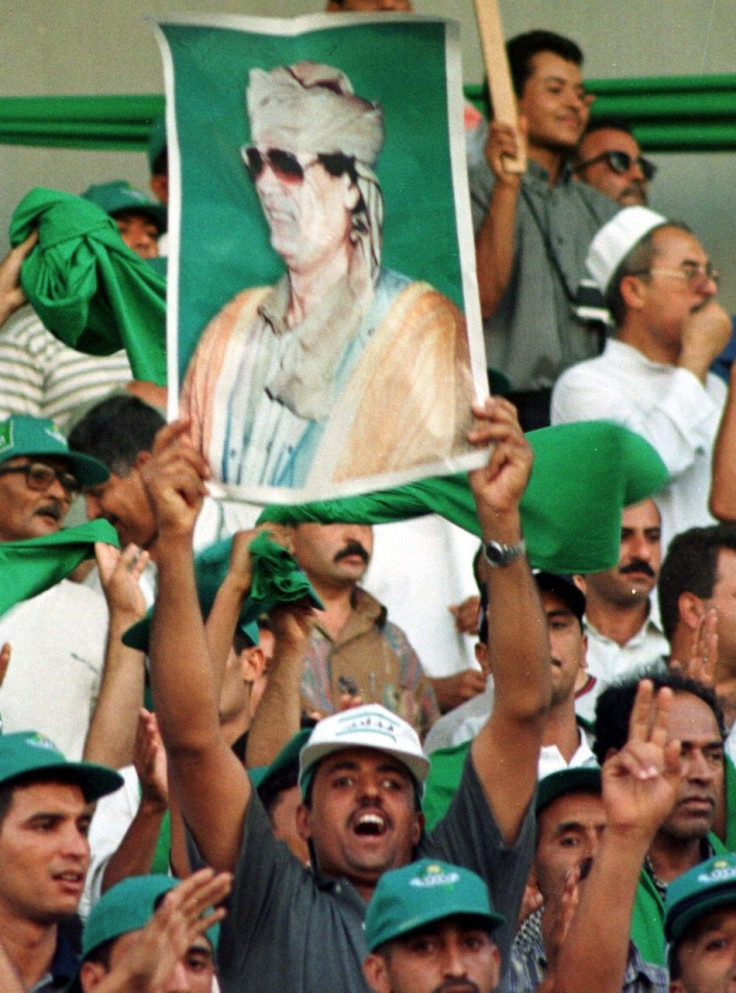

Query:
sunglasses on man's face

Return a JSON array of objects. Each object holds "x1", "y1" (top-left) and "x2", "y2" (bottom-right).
[
  {"x1": 574, "y1": 149, "x2": 657, "y2": 182},
  {"x1": 242, "y1": 146, "x2": 319, "y2": 185},
  {"x1": 242, "y1": 146, "x2": 356, "y2": 187}
]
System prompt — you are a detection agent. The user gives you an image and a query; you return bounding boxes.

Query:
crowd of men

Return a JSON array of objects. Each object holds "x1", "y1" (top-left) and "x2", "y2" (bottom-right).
[{"x1": 2, "y1": 3, "x2": 736, "y2": 992}]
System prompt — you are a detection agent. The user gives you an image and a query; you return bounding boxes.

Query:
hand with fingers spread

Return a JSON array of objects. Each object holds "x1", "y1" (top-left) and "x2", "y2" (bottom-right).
[
  {"x1": 94, "y1": 868, "x2": 232, "y2": 993},
  {"x1": 669, "y1": 608, "x2": 718, "y2": 689},
  {"x1": 139, "y1": 419, "x2": 210, "y2": 540},
  {"x1": 602, "y1": 679, "x2": 683, "y2": 838},
  {"x1": 95, "y1": 542, "x2": 150, "y2": 622},
  {"x1": 546, "y1": 680, "x2": 683, "y2": 993},
  {"x1": 134, "y1": 709, "x2": 168, "y2": 813},
  {"x1": 542, "y1": 865, "x2": 580, "y2": 978}
]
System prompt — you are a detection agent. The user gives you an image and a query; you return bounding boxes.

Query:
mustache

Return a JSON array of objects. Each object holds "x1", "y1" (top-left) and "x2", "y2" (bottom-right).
[
  {"x1": 434, "y1": 983, "x2": 481, "y2": 993},
  {"x1": 620, "y1": 559, "x2": 655, "y2": 577},
  {"x1": 35, "y1": 503, "x2": 63, "y2": 521},
  {"x1": 334, "y1": 541, "x2": 370, "y2": 564}
]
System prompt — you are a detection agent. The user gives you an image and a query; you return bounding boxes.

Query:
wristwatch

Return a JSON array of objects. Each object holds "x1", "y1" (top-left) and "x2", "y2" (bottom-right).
[{"x1": 482, "y1": 538, "x2": 527, "y2": 568}]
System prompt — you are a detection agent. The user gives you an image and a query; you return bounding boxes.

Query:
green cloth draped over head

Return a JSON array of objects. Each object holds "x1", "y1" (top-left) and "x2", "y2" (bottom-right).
[
  {"x1": 0, "y1": 519, "x2": 119, "y2": 616},
  {"x1": 9, "y1": 188, "x2": 166, "y2": 384},
  {"x1": 257, "y1": 422, "x2": 668, "y2": 574},
  {"x1": 123, "y1": 531, "x2": 322, "y2": 651}
]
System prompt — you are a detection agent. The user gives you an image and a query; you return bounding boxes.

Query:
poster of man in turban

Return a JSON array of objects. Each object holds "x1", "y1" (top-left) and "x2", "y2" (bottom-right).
[{"x1": 155, "y1": 13, "x2": 488, "y2": 502}]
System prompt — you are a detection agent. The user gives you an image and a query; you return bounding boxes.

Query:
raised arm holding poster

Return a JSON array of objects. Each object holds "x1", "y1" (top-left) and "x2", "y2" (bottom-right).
[{"x1": 154, "y1": 13, "x2": 487, "y2": 503}]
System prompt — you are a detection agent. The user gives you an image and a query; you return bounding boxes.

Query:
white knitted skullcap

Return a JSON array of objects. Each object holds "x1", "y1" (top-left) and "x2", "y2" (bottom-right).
[{"x1": 586, "y1": 206, "x2": 668, "y2": 294}]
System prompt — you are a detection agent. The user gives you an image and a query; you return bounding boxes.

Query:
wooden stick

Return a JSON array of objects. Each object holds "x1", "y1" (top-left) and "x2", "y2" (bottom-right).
[{"x1": 473, "y1": 0, "x2": 526, "y2": 174}]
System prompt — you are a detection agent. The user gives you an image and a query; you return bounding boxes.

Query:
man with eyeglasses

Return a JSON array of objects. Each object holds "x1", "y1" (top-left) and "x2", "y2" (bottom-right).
[
  {"x1": 0, "y1": 414, "x2": 112, "y2": 758},
  {"x1": 573, "y1": 120, "x2": 656, "y2": 207},
  {"x1": 180, "y1": 60, "x2": 475, "y2": 491},
  {"x1": 552, "y1": 207, "x2": 732, "y2": 549}
]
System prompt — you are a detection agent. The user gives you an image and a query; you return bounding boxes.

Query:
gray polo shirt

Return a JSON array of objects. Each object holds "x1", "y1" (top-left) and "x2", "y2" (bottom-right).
[
  {"x1": 470, "y1": 158, "x2": 619, "y2": 393},
  {"x1": 217, "y1": 756, "x2": 535, "y2": 993}
]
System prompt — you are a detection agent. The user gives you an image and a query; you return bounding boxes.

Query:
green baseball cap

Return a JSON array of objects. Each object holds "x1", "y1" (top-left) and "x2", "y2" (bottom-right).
[
  {"x1": 0, "y1": 731, "x2": 122, "y2": 802},
  {"x1": 68, "y1": 875, "x2": 220, "y2": 992},
  {"x1": 0, "y1": 415, "x2": 109, "y2": 487},
  {"x1": 535, "y1": 767, "x2": 602, "y2": 815},
  {"x1": 81, "y1": 180, "x2": 167, "y2": 234},
  {"x1": 364, "y1": 858, "x2": 504, "y2": 952},
  {"x1": 665, "y1": 854, "x2": 736, "y2": 944}
]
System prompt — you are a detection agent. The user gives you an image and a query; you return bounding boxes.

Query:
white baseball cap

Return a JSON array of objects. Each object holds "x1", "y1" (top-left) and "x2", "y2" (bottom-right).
[
  {"x1": 586, "y1": 206, "x2": 668, "y2": 294},
  {"x1": 299, "y1": 705, "x2": 429, "y2": 798}
]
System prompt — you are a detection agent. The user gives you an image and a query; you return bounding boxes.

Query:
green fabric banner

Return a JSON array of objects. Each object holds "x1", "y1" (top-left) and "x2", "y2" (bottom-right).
[
  {"x1": 123, "y1": 532, "x2": 321, "y2": 652},
  {"x1": 9, "y1": 188, "x2": 167, "y2": 384},
  {"x1": 0, "y1": 519, "x2": 119, "y2": 616},
  {"x1": 258, "y1": 421, "x2": 669, "y2": 575}
]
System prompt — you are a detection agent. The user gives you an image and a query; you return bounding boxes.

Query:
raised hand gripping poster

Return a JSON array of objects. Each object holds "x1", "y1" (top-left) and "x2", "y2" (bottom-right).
[{"x1": 155, "y1": 13, "x2": 488, "y2": 503}]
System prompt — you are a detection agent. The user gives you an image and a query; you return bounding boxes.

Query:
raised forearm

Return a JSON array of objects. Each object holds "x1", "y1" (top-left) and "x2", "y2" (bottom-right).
[
  {"x1": 475, "y1": 182, "x2": 519, "y2": 319},
  {"x1": 84, "y1": 617, "x2": 145, "y2": 768},
  {"x1": 101, "y1": 798, "x2": 168, "y2": 893},
  {"x1": 245, "y1": 636, "x2": 304, "y2": 768},
  {"x1": 150, "y1": 535, "x2": 220, "y2": 754},
  {"x1": 205, "y1": 572, "x2": 250, "y2": 702}
]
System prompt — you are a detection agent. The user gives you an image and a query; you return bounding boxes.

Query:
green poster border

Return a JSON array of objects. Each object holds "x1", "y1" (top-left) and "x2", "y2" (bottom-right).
[{"x1": 160, "y1": 18, "x2": 465, "y2": 380}]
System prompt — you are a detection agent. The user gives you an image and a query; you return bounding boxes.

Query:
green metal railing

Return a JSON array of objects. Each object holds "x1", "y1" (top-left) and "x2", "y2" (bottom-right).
[
  {"x1": 2, "y1": 74, "x2": 736, "y2": 153},
  {"x1": 467, "y1": 73, "x2": 736, "y2": 152}
]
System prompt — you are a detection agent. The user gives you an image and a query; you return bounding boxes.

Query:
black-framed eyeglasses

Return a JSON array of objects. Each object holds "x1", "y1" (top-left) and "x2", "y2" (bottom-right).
[
  {"x1": 574, "y1": 149, "x2": 657, "y2": 182},
  {"x1": 0, "y1": 461, "x2": 79, "y2": 496}
]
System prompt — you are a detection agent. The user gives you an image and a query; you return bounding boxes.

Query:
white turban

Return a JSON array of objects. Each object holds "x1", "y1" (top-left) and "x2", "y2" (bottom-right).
[
  {"x1": 246, "y1": 62, "x2": 385, "y2": 279},
  {"x1": 247, "y1": 62, "x2": 384, "y2": 164}
]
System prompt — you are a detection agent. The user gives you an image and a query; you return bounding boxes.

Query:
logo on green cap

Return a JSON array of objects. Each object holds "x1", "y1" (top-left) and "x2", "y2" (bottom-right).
[
  {"x1": 0, "y1": 420, "x2": 13, "y2": 455},
  {"x1": 44, "y1": 424, "x2": 66, "y2": 446},
  {"x1": 410, "y1": 863, "x2": 461, "y2": 889},
  {"x1": 698, "y1": 860, "x2": 736, "y2": 884},
  {"x1": 27, "y1": 733, "x2": 59, "y2": 752}
]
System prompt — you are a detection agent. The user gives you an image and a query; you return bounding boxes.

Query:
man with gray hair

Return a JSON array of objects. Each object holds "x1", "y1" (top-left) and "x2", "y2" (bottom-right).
[
  {"x1": 181, "y1": 61, "x2": 474, "y2": 490},
  {"x1": 551, "y1": 206, "x2": 732, "y2": 548}
]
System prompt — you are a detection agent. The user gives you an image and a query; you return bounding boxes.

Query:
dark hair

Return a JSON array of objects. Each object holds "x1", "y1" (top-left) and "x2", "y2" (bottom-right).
[
  {"x1": 377, "y1": 916, "x2": 497, "y2": 959},
  {"x1": 257, "y1": 768, "x2": 299, "y2": 821},
  {"x1": 594, "y1": 668, "x2": 725, "y2": 764},
  {"x1": 578, "y1": 118, "x2": 636, "y2": 145},
  {"x1": 69, "y1": 395, "x2": 165, "y2": 476},
  {"x1": 506, "y1": 30, "x2": 583, "y2": 98},
  {"x1": 658, "y1": 525, "x2": 736, "y2": 641},
  {"x1": 84, "y1": 936, "x2": 115, "y2": 968},
  {"x1": 151, "y1": 148, "x2": 168, "y2": 178},
  {"x1": 0, "y1": 770, "x2": 97, "y2": 832}
]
